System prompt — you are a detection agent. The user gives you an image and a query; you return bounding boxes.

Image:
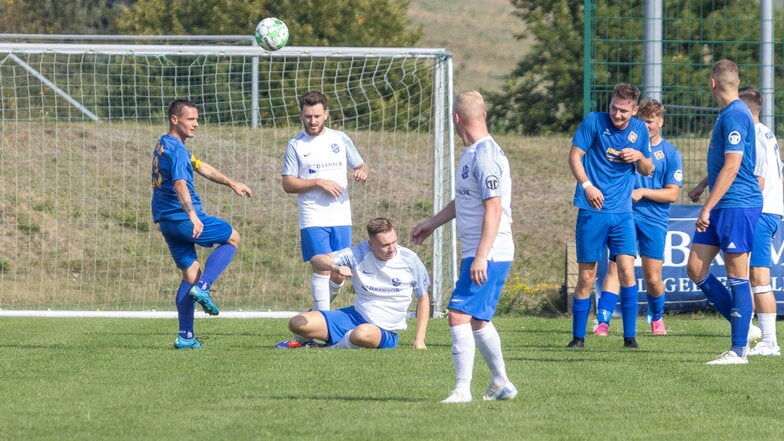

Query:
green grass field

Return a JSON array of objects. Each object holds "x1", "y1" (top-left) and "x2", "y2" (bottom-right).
[{"x1": 2, "y1": 315, "x2": 783, "y2": 440}]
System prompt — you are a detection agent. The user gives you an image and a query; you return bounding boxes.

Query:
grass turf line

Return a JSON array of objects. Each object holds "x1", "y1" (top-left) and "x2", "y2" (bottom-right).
[{"x1": 0, "y1": 316, "x2": 782, "y2": 441}]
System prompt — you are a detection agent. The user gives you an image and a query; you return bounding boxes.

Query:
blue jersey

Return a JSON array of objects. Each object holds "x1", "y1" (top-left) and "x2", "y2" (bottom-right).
[
  {"x1": 707, "y1": 99, "x2": 762, "y2": 209},
  {"x1": 633, "y1": 138, "x2": 683, "y2": 229},
  {"x1": 151, "y1": 134, "x2": 203, "y2": 222},
  {"x1": 571, "y1": 112, "x2": 651, "y2": 213}
]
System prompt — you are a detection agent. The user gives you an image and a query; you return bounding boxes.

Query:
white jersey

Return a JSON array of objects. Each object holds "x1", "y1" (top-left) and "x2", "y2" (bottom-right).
[
  {"x1": 752, "y1": 122, "x2": 784, "y2": 216},
  {"x1": 331, "y1": 241, "x2": 430, "y2": 332},
  {"x1": 455, "y1": 136, "x2": 514, "y2": 261},
  {"x1": 281, "y1": 127, "x2": 365, "y2": 229}
]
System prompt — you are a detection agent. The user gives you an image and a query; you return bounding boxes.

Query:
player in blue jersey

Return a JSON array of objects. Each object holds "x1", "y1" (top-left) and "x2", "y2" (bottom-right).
[
  {"x1": 281, "y1": 218, "x2": 430, "y2": 349},
  {"x1": 151, "y1": 99, "x2": 253, "y2": 349},
  {"x1": 411, "y1": 90, "x2": 517, "y2": 404},
  {"x1": 567, "y1": 83, "x2": 655, "y2": 349},
  {"x1": 594, "y1": 99, "x2": 683, "y2": 337},
  {"x1": 686, "y1": 60, "x2": 763, "y2": 365},
  {"x1": 280, "y1": 91, "x2": 369, "y2": 312},
  {"x1": 690, "y1": 86, "x2": 781, "y2": 357}
]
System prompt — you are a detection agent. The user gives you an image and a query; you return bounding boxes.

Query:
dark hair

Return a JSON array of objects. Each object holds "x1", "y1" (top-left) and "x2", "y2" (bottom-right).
[
  {"x1": 612, "y1": 83, "x2": 641, "y2": 103},
  {"x1": 738, "y1": 86, "x2": 762, "y2": 115},
  {"x1": 367, "y1": 217, "x2": 394, "y2": 237},
  {"x1": 299, "y1": 91, "x2": 328, "y2": 110},
  {"x1": 637, "y1": 98, "x2": 665, "y2": 119},
  {"x1": 167, "y1": 99, "x2": 198, "y2": 118}
]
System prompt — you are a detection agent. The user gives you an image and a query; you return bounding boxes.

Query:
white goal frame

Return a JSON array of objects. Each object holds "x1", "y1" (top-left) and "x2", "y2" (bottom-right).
[{"x1": 0, "y1": 38, "x2": 456, "y2": 318}]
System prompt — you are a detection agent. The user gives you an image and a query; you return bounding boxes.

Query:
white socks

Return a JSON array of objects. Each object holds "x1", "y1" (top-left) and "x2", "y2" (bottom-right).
[
  {"x1": 474, "y1": 322, "x2": 509, "y2": 387},
  {"x1": 329, "y1": 279, "x2": 344, "y2": 303},
  {"x1": 332, "y1": 330, "x2": 359, "y2": 349},
  {"x1": 450, "y1": 323, "x2": 475, "y2": 392},
  {"x1": 311, "y1": 273, "x2": 331, "y2": 310},
  {"x1": 450, "y1": 322, "x2": 510, "y2": 392},
  {"x1": 757, "y1": 312, "x2": 778, "y2": 346}
]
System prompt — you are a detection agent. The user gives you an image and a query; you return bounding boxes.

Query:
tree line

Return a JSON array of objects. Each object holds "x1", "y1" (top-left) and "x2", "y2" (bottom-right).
[{"x1": 2, "y1": 0, "x2": 776, "y2": 135}]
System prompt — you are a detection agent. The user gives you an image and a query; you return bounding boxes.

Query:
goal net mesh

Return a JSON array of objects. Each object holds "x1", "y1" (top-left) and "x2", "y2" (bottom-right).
[{"x1": 0, "y1": 41, "x2": 455, "y2": 315}]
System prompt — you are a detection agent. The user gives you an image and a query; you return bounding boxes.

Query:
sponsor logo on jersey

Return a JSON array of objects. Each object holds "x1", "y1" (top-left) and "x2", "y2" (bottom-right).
[{"x1": 361, "y1": 284, "x2": 403, "y2": 293}]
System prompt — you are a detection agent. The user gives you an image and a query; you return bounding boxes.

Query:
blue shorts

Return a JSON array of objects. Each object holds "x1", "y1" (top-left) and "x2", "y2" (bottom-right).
[
  {"x1": 158, "y1": 215, "x2": 233, "y2": 269},
  {"x1": 300, "y1": 226, "x2": 352, "y2": 262},
  {"x1": 749, "y1": 213, "x2": 782, "y2": 268},
  {"x1": 320, "y1": 306, "x2": 398, "y2": 349},
  {"x1": 635, "y1": 221, "x2": 666, "y2": 260},
  {"x1": 575, "y1": 210, "x2": 637, "y2": 262},
  {"x1": 692, "y1": 207, "x2": 761, "y2": 253},
  {"x1": 448, "y1": 258, "x2": 512, "y2": 321}
]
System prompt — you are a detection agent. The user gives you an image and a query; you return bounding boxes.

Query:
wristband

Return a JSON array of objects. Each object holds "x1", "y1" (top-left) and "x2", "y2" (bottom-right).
[{"x1": 581, "y1": 181, "x2": 593, "y2": 190}]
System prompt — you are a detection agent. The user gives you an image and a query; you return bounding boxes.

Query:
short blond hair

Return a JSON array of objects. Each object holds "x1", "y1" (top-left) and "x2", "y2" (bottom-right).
[
  {"x1": 712, "y1": 59, "x2": 740, "y2": 92},
  {"x1": 454, "y1": 90, "x2": 485, "y2": 119}
]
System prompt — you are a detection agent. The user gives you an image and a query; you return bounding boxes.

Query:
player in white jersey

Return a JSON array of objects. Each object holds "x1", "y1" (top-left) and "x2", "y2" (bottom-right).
[
  {"x1": 281, "y1": 218, "x2": 430, "y2": 349},
  {"x1": 280, "y1": 91, "x2": 369, "y2": 321},
  {"x1": 741, "y1": 87, "x2": 782, "y2": 356},
  {"x1": 411, "y1": 90, "x2": 517, "y2": 404}
]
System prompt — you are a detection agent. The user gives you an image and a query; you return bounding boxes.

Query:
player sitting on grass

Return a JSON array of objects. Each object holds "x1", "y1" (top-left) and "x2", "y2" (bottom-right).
[{"x1": 277, "y1": 217, "x2": 430, "y2": 349}]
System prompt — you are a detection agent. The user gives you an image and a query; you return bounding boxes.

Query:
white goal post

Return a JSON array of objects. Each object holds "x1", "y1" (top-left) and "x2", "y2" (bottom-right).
[{"x1": 0, "y1": 38, "x2": 456, "y2": 318}]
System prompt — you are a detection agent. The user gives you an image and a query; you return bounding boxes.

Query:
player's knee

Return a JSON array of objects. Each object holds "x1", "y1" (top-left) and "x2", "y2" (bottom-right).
[
  {"x1": 288, "y1": 314, "x2": 308, "y2": 334},
  {"x1": 351, "y1": 324, "x2": 381, "y2": 348},
  {"x1": 686, "y1": 264, "x2": 702, "y2": 282},
  {"x1": 228, "y1": 229, "x2": 241, "y2": 247}
]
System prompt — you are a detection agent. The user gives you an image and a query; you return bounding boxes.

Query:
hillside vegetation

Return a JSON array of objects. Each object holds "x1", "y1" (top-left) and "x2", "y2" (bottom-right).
[{"x1": 408, "y1": 0, "x2": 532, "y2": 93}]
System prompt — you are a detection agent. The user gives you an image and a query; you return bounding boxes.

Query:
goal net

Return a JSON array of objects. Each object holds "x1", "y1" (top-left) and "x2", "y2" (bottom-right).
[{"x1": 0, "y1": 39, "x2": 456, "y2": 317}]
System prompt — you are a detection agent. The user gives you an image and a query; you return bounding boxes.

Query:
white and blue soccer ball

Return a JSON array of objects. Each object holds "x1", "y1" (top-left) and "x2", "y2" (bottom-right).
[{"x1": 255, "y1": 17, "x2": 289, "y2": 52}]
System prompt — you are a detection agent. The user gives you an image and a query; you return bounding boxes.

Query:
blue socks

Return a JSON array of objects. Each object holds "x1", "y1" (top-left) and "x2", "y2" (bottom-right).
[
  {"x1": 727, "y1": 277, "x2": 752, "y2": 351},
  {"x1": 196, "y1": 243, "x2": 238, "y2": 291},
  {"x1": 596, "y1": 291, "x2": 619, "y2": 324},
  {"x1": 696, "y1": 273, "x2": 732, "y2": 320},
  {"x1": 175, "y1": 280, "x2": 195, "y2": 339},
  {"x1": 620, "y1": 285, "x2": 638, "y2": 339},
  {"x1": 572, "y1": 297, "x2": 591, "y2": 339},
  {"x1": 647, "y1": 293, "x2": 665, "y2": 321}
]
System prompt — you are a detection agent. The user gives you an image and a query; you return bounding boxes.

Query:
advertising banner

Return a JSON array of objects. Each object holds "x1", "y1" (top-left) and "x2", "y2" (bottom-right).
[{"x1": 596, "y1": 205, "x2": 784, "y2": 316}]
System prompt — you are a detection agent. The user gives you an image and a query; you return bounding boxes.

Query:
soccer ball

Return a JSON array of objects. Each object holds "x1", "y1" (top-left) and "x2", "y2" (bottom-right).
[{"x1": 255, "y1": 17, "x2": 289, "y2": 52}]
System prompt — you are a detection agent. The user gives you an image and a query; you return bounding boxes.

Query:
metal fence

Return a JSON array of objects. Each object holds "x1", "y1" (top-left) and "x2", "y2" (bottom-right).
[{"x1": 585, "y1": 0, "x2": 784, "y2": 203}]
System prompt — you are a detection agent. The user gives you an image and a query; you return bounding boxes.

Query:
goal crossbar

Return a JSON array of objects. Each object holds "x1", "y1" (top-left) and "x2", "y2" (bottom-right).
[{"x1": 0, "y1": 40, "x2": 456, "y2": 318}]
